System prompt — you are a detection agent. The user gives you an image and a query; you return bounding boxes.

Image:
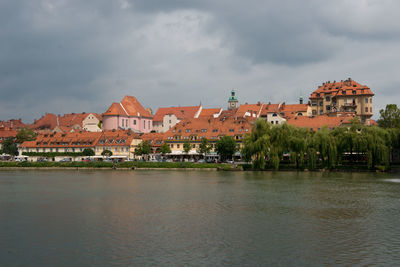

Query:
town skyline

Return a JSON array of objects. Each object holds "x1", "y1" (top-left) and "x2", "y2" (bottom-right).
[{"x1": 1, "y1": 1, "x2": 400, "y2": 121}]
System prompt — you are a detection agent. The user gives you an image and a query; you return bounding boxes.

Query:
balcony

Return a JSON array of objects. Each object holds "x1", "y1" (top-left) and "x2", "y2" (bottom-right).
[{"x1": 343, "y1": 102, "x2": 357, "y2": 107}]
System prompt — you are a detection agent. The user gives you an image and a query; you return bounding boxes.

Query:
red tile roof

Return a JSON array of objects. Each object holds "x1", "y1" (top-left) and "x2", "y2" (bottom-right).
[
  {"x1": 310, "y1": 78, "x2": 374, "y2": 99},
  {"x1": 153, "y1": 106, "x2": 201, "y2": 122},
  {"x1": 104, "y1": 96, "x2": 152, "y2": 118},
  {"x1": 0, "y1": 119, "x2": 26, "y2": 129},
  {"x1": 287, "y1": 114, "x2": 355, "y2": 131},
  {"x1": 141, "y1": 132, "x2": 165, "y2": 147},
  {"x1": 0, "y1": 128, "x2": 18, "y2": 143},
  {"x1": 261, "y1": 103, "x2": 310, "y2": 119},
  {"x1": 96, "y1": 130, "x2": 140, "y2": 147},
  {"x1": 164, "y1": 116, "x2": 255, "y2": 141},
  {"x1": 30, "y1": 113, "x2": 58, "y2": 130},
  {"x1": 236, "y1": 103, "x2": 264, "y2": 118},
  {"x1": 20, "y1": 131, "x2": 102, "y2": 148},
  {"x1": 198, "y1": 108, "x2": 222, "y2": 118}
]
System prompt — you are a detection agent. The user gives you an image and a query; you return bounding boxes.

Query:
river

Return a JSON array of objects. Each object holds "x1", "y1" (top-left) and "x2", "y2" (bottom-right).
[{"x1": 1, "y1": 170, "x2": 400, "y2": 266}]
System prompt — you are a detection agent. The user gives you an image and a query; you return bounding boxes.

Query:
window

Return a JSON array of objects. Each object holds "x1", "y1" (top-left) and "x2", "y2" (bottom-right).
[
  {"x1": 201, "y1": 129, "x2": 207, "y2": 132},
  {"x1": 326, "y1": 96, "x2": 330, "y2": 101},
  {"x1": 365, "y1": 107, "x2": 368, "y2": 112},
  {"x1": 186, "y1": 129, "x2": 191, "y2": 133},
  {"x1": 344, "y1": 98, "x2": 347, "y2": 104},
  {"x1": 319, "y1": 101, "x2": 323, "y2": 106},
  {"x1": 143, "y1": 121, "x2": 146, "y2": 129},
  {"x1": 311, "y1": 102, "x2": 317, "y2": 106},
  {"x1": 133, "y1": 120, "x2": 136, "y2": 125},
  {"x1": 319, "y1": 110, "x2": 323, "y2": 115},
  {"x1": 312, "y1": 110, "x2": 317, "y2": 115},
  {"x1": 177, "y1": 144, "x2": 180, "y2": 148},
  {"x1": 148, "y1": 121, "x2": 150, "y2": 129},
  {"x1": 169, "y1": 120, "x2": 171, "y2": 123},
  {"x1": 276, "y1": 121, "x2": 279, "y2": 124},
  {"x1": 370, "y1": 98, "x2": 372, "y2": 103},
  {"x1": 326, "y1": 106, "x2": 331, "y2": 111},
  {"x1": 272, "y1": 113, "x2": 278, "y2": 117},
  {"x1": 271, "y1": 121, "x2": 274, "y2": 124},
  {"x1": 370, "y1": 107, "x2": 372, "y2": 112}
]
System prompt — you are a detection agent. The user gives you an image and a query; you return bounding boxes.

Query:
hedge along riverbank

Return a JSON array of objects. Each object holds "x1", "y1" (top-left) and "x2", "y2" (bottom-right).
[{"x1": 0, "y1": 161, "x2": 235, "y2": 170}]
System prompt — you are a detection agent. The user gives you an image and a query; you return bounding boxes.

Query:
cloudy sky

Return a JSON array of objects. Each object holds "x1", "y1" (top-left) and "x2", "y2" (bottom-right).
[{"x1": 1, "y1": 0, "x2": 399, "y2": 122}]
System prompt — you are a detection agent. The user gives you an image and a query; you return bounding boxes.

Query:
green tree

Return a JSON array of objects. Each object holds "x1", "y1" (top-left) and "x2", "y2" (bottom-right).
[
  {"x1": 378, "y1": 104, "x2": 400, "y2": 128},
  {"x1": 135, "y1": 141, "x2": 152, "y2": 158},
  {"x1": 242, "y1": 119, "x2": 270, "y2": 169},
  {"x1": 199, "y1": 138, "x2": 212, "y2": 155},
  {"x1": 101, "y1": 149, "x2": 113, "y2": 157},
  {"x1": 15, "y1": 128, "x2": 37, "y2": 144},
  {"x1": 160, "y1": 142, "x2": 172, "y2": 155},
  {"x1": 2, "y1": 138, "x2": 18, "y2": 156},
  {"x1": 216, "y1": 135, "x2": 237, "y2": 161},
  {"x1": 183, "y1": 140, "x2": 192, "y2": 154},
  {"x1": 82, "y1": 148, "x2": 95, "y2": 156}
]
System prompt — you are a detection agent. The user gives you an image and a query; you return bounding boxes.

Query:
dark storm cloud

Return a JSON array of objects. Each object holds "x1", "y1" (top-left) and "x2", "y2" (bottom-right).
[{"x1": 0, "y1": 0, "x2": 399, "y2": 121}]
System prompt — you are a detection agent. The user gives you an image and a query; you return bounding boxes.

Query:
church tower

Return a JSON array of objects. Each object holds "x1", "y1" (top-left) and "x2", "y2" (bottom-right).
[{"x1": 228, "y1": 90, "x2": 239, "y2": 110}]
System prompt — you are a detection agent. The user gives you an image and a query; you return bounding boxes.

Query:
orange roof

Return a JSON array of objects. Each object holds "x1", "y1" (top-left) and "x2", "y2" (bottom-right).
[
  {"x1": 30, "y1": 113, "x2": 58, "y2": 130},
  {"x1": 310, "y1": 78, "x2": 374, "y2": 99},
  {"x1": 164, "y1": 116, "x2": 255, "y2": 141},
  {"x1": 0, "y1": 119, "x2": 26, "y2": 129},
  {"x1": 153, "y1": 106, "x2": 201, "y2": 122},
  {"x1": 20, "y1": 131, "x2": 102, "y2": 148},
  {"x1": 198, "y1": 108, "x2": 222, "y2": 118},
  {"x1": 141, "y1": 132, "x2": 165, "y2": 147},
  {"x1": 104, "y1": 102, "x2": 128, "y2": 116},
  {"x1": 103, "y1": 96, "x2": 152, "y2": 118},
  {"x1": 0, "y1": 128, "x2": 18, "y2": 143},
  {"x1": 261, "y1": 103, "x2": 309, "y2": 118},
  {"x1": 96, "y1": 130, "x2": 140, "y2": 147},
  {"x1": 236, "y1": 103, "x2": 263, "y2": 118},
  {"x1": 287, "y1": 114, "x2": 355, "y2": 131}
]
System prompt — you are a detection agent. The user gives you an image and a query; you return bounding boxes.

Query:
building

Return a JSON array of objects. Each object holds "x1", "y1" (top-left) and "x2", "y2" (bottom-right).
[
  {"x1": 228, "y1": 90, "x2": 239, "y2": 110},
  {"x1": 30, "y1": 112, "x2": 102, "y2": 132},
  {"x1": 0, "y1": 119, "x2": 26, "y2": 129},
  {"x1": 236, "y1": 102, "x2": 264, "y2": 118},
  {"x1": 260, "y1": 102, "x2": 311, "y2": 125},
  {"x1": 164, "y1": 116, "x2": 255, "y2": 154},
  {"x1": 0, "y1": 127, "x2": 18, "y2": 150},
  {"x1": 19, "y1": 131, "x2": 102, "y2": 161},
  {"x1": 82, "y1": 113, "x2": 102, "y2": 132},
  {"x1": 152, "y1": 105, "x2": 202, "y2": 133},
  {"x1": 309, "y1": 78, "x2": 374, "y2": 124},
  {"x1": 102, "y1": 95, "x2": 153, "y2": 133},
  {"x1": 94, "y1": 130, "x2": 140, "y2": 160}
]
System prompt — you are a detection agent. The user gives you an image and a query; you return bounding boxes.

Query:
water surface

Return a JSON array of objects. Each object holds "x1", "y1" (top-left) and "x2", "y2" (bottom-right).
[{"x1": 1, "y1": 170, "x2": 400, "y2": 266}]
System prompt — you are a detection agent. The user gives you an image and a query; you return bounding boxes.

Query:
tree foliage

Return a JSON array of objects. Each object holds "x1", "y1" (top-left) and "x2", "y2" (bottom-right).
[
  {"x1": 15, "y1": 128, "x2": 37, "y2": 144},
  {"x1": 378, "y1": 104, "x2": 400, "y2": 128},
  {"x1": 134, "y1": 141, "x2": 152, "y2": 156},
  {"x1": 2, "y1": 138, "x2": 18, "y2": 156},
  {"x1": 160, "y1": 142, "x2": 172, "y2": 155},
  {"x1": 183, "y1": 140, "x2": 192, "y2": 154},
  {"x1": 242, "y1": 119, "x2": 395, "y2": 170},
  {"x1": 101, "y1": 150, "x2": 113, "y2": 157},
  {"x1": 82, "y1": 148, "x2": 95, "y2": 156},
  {"x1": 199, "y1": 138, "x2": 212, "y2": 155},
  {"x1": 216, "y1": 136, "x2": 237, "y2": 161}
]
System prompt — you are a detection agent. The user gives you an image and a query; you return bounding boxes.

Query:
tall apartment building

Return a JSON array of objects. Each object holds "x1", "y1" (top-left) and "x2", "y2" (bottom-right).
[{"x1": 309, "y1": 78, "x2": 374, "y2": 124}]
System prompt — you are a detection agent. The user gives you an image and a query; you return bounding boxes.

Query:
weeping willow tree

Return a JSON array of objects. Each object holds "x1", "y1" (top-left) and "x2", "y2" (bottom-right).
[
  {"x1": 242, "y1": 120, "x2": 271, "y2": 169},
  {"x1": 242, "y1": 117, "x2": 396, "y2": 171}
]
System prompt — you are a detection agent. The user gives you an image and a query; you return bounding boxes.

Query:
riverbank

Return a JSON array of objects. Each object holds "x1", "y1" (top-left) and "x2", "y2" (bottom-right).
[
  {"x1": 0, "y1": 161, "x2": 237, "y2": 171},
  {"x1": 0, "y1": 161, "x2": 393, "y2": 172}
]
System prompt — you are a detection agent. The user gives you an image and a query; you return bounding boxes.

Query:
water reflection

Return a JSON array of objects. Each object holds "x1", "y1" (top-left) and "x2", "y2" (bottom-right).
[{"x1": 0, "y1": 170, "x2": 400, "y2": 266}]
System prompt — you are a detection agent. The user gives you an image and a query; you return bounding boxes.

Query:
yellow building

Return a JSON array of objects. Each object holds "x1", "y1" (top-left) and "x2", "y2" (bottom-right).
[{"x1": 309, "y1": 78, "x2": 374, "y2": 124}]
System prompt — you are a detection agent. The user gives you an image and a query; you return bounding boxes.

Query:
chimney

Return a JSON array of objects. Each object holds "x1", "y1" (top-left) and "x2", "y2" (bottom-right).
[{"x1": 299, "y1": 96, "x2": 303, "y2": 105}]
